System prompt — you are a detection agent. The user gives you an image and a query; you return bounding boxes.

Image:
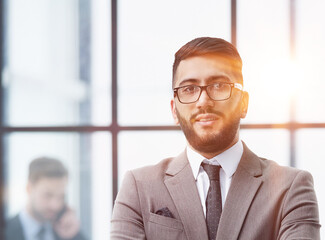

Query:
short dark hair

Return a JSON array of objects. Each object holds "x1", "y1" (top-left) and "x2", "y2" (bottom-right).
[
  {"x1": 28, "y1": 157, "x2": 68, "y2": 183},
  {"x1": 172, "y1": 37, "x2": 243, "y2": 87}
]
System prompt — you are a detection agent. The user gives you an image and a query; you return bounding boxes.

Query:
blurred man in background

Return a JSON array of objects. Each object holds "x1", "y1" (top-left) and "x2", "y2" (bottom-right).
[{"x1": 6, "y1": 157, "x2": 86, "y2": 240}]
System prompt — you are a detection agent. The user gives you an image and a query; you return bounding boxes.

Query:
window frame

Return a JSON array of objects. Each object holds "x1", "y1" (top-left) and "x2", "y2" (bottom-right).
[{"x1": 1, "y1": 0, "x2": 325, "y2": 239}]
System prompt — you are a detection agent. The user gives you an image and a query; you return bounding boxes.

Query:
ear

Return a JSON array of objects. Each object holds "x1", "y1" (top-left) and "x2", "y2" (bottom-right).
[
  {"x1": 170, "y1": 99, "x2": 179, "y2": 125},
  {"x1": 26, "y1": 182, "x2": 32, "y2": 195},
  {"x1": 240, "y1": 91, "x2": 249, "y2": 119}
]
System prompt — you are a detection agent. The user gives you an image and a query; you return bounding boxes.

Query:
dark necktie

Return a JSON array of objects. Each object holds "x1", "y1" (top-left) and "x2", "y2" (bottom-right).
[
  {"x1": 202, "y1": 162, "x2": 222, "y2": 240},
  {"x1": 37, "y1": 225, "x2": 46, "y2": 240}
]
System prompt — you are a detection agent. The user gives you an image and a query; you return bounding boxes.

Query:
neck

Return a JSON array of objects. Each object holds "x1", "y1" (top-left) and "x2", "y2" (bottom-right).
[{"x1": 190, "y1": 135, "x2": 239, "y2": 159}]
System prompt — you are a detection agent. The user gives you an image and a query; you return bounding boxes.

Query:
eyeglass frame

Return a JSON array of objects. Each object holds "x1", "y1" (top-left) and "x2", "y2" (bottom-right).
[{"x1": 173, "y1": 82, "x2": 243, "y2": 104}]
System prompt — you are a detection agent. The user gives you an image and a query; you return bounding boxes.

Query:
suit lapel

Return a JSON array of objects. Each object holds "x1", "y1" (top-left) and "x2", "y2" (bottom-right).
[
  {"x1": 164, "y1": 151, "x2": 209, "y2": 240},
  {"x1": 6, "y1": 215, "x2": 26, "y2": 240},
  {"x1": 217, "y1": 143, "x2": 263, "y2": 240}
]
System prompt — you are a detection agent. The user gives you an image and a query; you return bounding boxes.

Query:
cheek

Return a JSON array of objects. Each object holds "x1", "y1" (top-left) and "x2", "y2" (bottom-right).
[
  {"x1": 221, "y1": 97, "x2": 241, "y2": 113},
  {"x1": 35, "y1": 194, "x2": 47, "y2": 207},
  {"x1": 224, "y1": 103, "x2": 243, "y2": 122},
  {"x1": 30, "y1": 194, "x2": 43, "y2": 211},
  {"x1": 176, "y1": 103, "x2": 193, "y2": 119},
  {"x1": 34, "y1": 191, "x2": 51, "y2": 205}
]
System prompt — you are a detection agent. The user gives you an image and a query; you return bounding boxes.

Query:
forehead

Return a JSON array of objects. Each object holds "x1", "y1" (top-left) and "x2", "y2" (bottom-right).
[
  {"x1": 174, "y1": 55, "x2": 241, "y2": 87},
  {"x1": 31, "y1": 177, "x2": 67, "y2": 191}
]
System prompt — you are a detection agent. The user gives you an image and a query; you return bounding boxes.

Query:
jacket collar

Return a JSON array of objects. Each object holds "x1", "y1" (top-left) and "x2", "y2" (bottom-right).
[
  {"x1": 164, "y1": 150, "x2": 209, "y2": 240},
  {"x1": 164, "y1": 142, "x2": 263, "y2": 240},
  {"x1": 217, "y1": 142, "x2": 263, "y2": 239}
]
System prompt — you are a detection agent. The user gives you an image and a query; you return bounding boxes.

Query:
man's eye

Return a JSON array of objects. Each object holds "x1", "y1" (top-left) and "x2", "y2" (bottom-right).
[
  {"x1": 212, "y1": 83, "x2": 227, "y2": 89},
  {"x1": 181, "y1": 86, "x2": 196, "y2": 93}
]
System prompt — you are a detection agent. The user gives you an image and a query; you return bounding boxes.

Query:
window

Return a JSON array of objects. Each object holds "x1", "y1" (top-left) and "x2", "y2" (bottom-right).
[{"x1": 1, "y1": 0, "x2": 324, "y2": 239}]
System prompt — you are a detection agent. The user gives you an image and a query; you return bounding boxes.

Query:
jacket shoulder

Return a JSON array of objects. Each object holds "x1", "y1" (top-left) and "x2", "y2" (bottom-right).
[
  {"x1": 5, "y1": 215, "x2": 25, "y2": 240},
  {"x1": 242, "y1": 143, "x2": 312, "y2": 186},
  {"x1": 253, "y1": 156, "x2": 315, "y2": 196},
  {"x1": 260, "y1": 157, "x2": 309, "y2": 179},
  {"x1": 130, "y1": 157, "x2": 175, "y2": 181}
]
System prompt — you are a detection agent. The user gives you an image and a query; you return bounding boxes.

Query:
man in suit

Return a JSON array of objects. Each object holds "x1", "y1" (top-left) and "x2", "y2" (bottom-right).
[
  {"x1": 6, "y1": 157, "x2": 86, "y2": 240},
  {"x1": 110, "y1": 37, "x2": 320, "y2": 239}
]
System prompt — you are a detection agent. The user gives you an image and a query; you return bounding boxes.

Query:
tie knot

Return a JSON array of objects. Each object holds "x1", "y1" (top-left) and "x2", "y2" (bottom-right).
[
  {"x1": 37, "y1": 225, "x2": 46, "y2": 240},
  {"x1": 202, "y1": 162, "x2": 221, "y2": 181}
]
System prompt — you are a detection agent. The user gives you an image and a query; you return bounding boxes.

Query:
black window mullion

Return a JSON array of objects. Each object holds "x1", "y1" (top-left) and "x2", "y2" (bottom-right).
[
  {"x1": 0, "y1": 0, "x2": 6, "y2": 238},
  {"x1": 111, "y1": 0, "x2": 119, "y2": 204},
  {"x1": 289, "y1": 0, "x2": 297, "y2": 167}
]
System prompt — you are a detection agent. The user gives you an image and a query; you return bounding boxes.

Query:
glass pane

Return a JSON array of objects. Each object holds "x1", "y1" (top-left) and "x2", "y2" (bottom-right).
[
  {"x1": 118, "y1": 131, "x2": 186, "y2": 186},
  {"x1": 118, "y1": 0, "x2": 231, "y2": 125},
  {"x1": 240, "y1": 129, "x2": 290, "y2": 166},
  {"x1": 296, "y1": 129, "x2": 325, "y2": 238},
  {"x1": 3, "y1": 0, "x2": 111, "y2": 126},
  {"x1": 295, "y1": 0, "x2": 325, "y2": 123},
  {"x1": 237, "y1": 0, "x2": 291, "y2": 124},
  {"x1": 4, "y1": 132, "x2": 112, "y2": 240},
  {"x1": 90, "y1": 132, "x2": 112, "y2": 240}
]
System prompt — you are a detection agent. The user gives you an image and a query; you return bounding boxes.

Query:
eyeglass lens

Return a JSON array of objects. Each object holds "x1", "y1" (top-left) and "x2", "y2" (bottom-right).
[{"x1": 177, "y1": 83, "x2": 232, "y2": 103}]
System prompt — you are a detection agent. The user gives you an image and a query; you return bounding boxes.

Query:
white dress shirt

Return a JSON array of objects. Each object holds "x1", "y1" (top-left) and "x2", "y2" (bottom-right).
[
  {"x1": 187, "y1": 140, "x2": 243, "y2": 217},
  {"x1": 19, "y1": 209, "x2": 55, "y2": 240}
]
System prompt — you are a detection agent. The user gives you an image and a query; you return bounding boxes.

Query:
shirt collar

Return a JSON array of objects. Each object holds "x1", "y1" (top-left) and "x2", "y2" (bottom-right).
[
  {"x1": 19, "y1": 208, "x2": 52, "y2": 239},
  {"x1": 19, "y1": 208, "x2": 42, "y2": 238},
  {"x1": 187, "y1": 140, "x2": 243, "y2": 180}
]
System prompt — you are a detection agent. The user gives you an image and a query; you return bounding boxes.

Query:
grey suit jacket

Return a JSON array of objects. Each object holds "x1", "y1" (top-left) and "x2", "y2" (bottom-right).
[{"x1": 111, "y1": 143, "x2": 320, "y2": 239}]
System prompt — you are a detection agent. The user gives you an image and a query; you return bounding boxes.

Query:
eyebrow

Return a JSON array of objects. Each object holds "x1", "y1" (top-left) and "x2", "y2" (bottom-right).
[{"x1": 178, "y1": 75, "x2": 231, "y2": 87}]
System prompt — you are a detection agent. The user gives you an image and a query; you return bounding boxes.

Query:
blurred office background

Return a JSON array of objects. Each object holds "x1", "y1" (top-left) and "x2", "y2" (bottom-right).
[{"x1": 0, "y1": 0, "x2": 324, "y2": 239}]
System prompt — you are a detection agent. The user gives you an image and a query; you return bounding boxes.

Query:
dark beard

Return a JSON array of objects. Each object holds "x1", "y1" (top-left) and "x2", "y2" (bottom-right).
[
  {"x1": 176, "y1": 107, "x2": 241, "y2": 154},
  {"x1": 31, "y1": 204, "x2": 56, "y2": 223},
  {"x1": 31, "y1": 206, "x2": 48, "y2": 223}
]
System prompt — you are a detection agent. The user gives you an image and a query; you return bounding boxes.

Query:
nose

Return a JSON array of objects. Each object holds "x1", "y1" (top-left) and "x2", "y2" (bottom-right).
[
  {"x1": 196, "y1": 88, "x2": 214, "y2": 108},
  {"x1": 48, "y1": 197, "x2": 64, "y2": 212}
]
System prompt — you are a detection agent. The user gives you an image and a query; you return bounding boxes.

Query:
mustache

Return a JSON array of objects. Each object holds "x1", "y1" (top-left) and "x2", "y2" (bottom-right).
[{"x1": 190, "y1": 108, "x2": 225, "y2": 120}]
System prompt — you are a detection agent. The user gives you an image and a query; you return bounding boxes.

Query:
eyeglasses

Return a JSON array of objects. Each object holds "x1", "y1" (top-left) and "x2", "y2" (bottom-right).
[{"x1": 173, "y1": 82, "x2": 243, "y2": 104}]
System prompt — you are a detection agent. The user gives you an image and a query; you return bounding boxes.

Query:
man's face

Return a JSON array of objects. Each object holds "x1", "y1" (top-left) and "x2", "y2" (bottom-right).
[
  {"x1": 171, "y1": 55, "x2": 249, "y2": 158},
  {"x1": 27, "y1": 177, "x2": 67, "y2": 223}
]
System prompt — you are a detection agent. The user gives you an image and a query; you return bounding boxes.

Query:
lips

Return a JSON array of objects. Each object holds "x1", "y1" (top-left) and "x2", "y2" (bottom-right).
[{"x1": 194, "y1": 114, "x2": 219, "y2": 122}]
